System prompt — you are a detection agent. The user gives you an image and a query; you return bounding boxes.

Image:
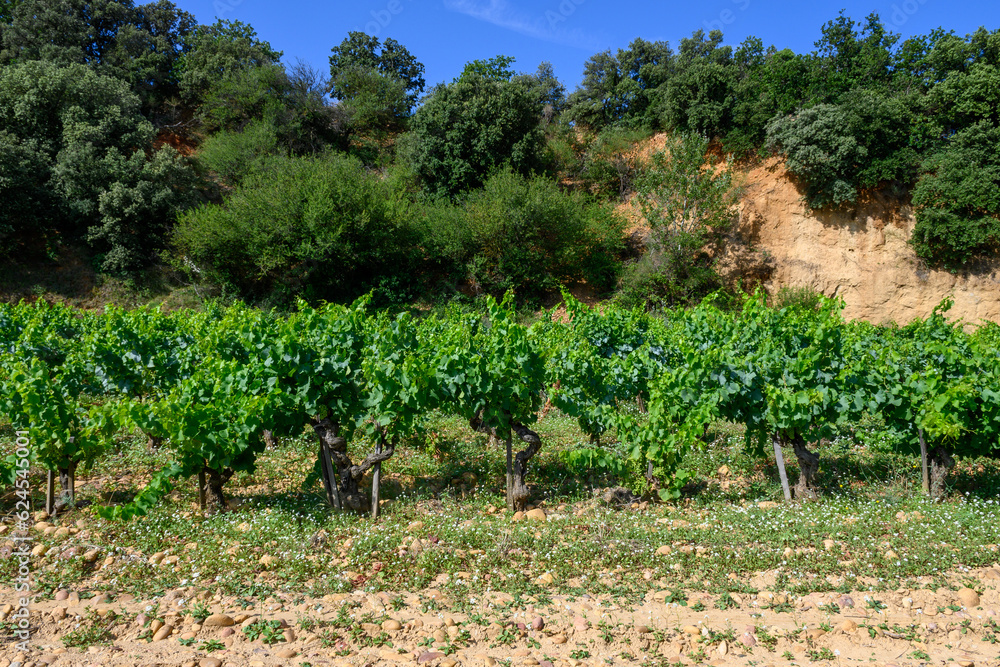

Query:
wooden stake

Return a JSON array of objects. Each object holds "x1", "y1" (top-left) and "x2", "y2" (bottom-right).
[
  {"x1": 773, "y1": 435, "x2": 792, "y2": 501},
  {"x1": 371, "y1": 438, "x2": 382, "y2": 521},
  {"x1": 918, "y1": 428, "x2": 930, "y2": 496},
  {"x1": 505, "y1": 433, "x2": 514, "y2": 512},
  {"x1": 46, "y1": 469, "x2": 55, "y2": 515},
  {"x1": 320, "y1": 440, "x2": 341, "y2": 510},
  {"x1": 68, "y1": 463, "x2": 76, "y2": 507},
  {"x1": 198, "y1": 470, "x2": 207, "y2": 510}
]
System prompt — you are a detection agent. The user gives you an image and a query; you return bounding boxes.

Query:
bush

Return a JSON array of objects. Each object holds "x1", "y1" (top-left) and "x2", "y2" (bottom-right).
[
  {"x1": 617, "y1": 132, "x2": 737, "y2": 308},
  {"x1": 616, "y1": 230, "x2": 722, "y2": 309},
  {"x1": 771, "y1": 285, "x2": 824, "y2": 312},
  {"x1": 196, "y1": 120, "x2": 283, "y2": 186},
  {"x1": 403, "y1": 72, "x2": 545, "y2": 197},
  {"x1": 910, "y1": 122, "x2": 1000, "y2": 267},
  {"x1": 173, "y1": 152, "x2": 418, "y2": 304},
  {"x1": 415, "y1": 170, "x2": 625, "y2": 304},
  {"x1": 0, "y1": 60, "x2": 196, "y2": 271},
  {"x1": 766, "y1": 104, "x2": 866, "y2": 208},
  {"x1": 577, "y1": 126, "x2": 651, "y2": 200}
]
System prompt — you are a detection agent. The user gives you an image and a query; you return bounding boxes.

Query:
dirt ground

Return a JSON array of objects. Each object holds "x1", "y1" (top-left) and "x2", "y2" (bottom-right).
[{"x1": 3, "y1": 565, "x2": 1000, "y2": 667}]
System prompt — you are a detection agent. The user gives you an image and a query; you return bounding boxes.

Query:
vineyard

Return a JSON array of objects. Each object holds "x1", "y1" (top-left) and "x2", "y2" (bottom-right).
[
  {"x1": 3, "y1": 295, "x2": 1000, "y2": 667},
  {"x1": 2, "y1": 293, "x2": 1000, "y2": 521}
]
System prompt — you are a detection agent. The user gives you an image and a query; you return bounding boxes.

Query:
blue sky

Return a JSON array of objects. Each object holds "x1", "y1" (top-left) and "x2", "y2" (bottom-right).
[{"x1": 172, "y1": 0, "x2": 1000, "y2": 92}]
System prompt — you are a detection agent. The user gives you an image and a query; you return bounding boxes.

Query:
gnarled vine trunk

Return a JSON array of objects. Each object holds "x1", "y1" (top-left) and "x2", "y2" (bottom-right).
[
  {"x1": 470, "y1": 412, "x2": 543, "y2": 512},
  {"x1": 263, "y1": 430, "x2": 278, "y2": 449},
  {"x1": 928, "y1": 447, "x2": 954, "y2": 500},
  {"x1": 790, "y1": 436, "x2": 820, "y2": 499},
  {"x1": 510, "y1": 422, "x2": 542, "y2": 511},
  {"x1": 312, "y1": 417, "x2": 397, "y2": 514},
  {"x1": 204, "y1": 466, "x2": 233, "y2": 513},
  {"x1": 57, "y1": 461, "x2": 77, "y2": 510}
]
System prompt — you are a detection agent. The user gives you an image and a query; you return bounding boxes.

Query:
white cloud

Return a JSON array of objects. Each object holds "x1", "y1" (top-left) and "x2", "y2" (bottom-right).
[{"x1": 443, "y1": 0, "x2": 603, "y2": 49}]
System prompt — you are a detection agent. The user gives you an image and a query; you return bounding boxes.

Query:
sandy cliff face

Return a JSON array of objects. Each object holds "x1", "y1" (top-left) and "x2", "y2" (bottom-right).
[{"x1": 737, "y1": 158, "x2": 1000, "y2": 325}]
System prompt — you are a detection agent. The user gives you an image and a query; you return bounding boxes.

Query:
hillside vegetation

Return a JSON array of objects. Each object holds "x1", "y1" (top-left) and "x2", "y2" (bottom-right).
[{"x1": 1, "y1": 2, "x2": 998, "y2": 310}]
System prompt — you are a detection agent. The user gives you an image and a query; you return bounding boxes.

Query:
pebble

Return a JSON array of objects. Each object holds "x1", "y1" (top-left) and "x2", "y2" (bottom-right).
[
  {"x1": 152, "y1": 623, "x2": 173, "y2": 641},
  {"x1": 383, "y1": 619, "x2": 403, "y2": 632},
  {"x1": 573, "y1": 616, "x2": 589, "y2": 632},
  {"x1": 655, "y1": 545, "x2": 672, "y2": 556},
  {"x1": 199, "y1": 659, "x2": 222, "y2": 667},
  {"x1": 531, "y1": 616, "x2": 544, "y2": 631},
  {"x1": 525, "y1": 508, "x2": 547, "y2": 522},
  {"x1": 536, "y1": 572, "x2": 555, "y2": 586},
  {"x1": 275, "y1": 648, "x2": 298, "y2": 659},
  {"x1": 957, "y1": 588, "x2": 980, "y2": 608},
  {"x1": 203, "y1": 613, "x2": 234, "y2": 627},
  {"x1": 417, "y1": 652, "x2": 444, "y2": 663}
]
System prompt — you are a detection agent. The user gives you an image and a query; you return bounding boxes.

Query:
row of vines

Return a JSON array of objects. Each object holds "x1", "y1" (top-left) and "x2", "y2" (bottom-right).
[{"x1": 2, "y1": 293, "x2": 999, "y2": 521}]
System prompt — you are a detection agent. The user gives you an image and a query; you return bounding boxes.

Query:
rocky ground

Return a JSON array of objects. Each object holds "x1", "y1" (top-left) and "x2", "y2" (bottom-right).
[{"x1": 3, "y1": 565, "x2": 1000, "y2": 667}]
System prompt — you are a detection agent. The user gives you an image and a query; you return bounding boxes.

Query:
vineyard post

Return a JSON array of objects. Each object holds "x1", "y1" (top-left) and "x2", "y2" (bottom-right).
[
  {"x1": 198, "y1": 470, "x2": 207, "y2": 510},
  {"x1": 319, "y1": 438, "x2": 342, "y2": 510},
  {"x1": 918, "y1": 428, "x2": 930, "y2": 496},
  {"x1": 371, "y1": 439, "x2": 382, "y2": 520},
  {"x1": 68, "y1": 463, "x2": 75, "y2": 507},
  {"x1": 505, "y1": 434, "x2": 514, "y2": 512},
  {"x1": 772, "y1": 436, "x2": 791, "y2": 501},
  {"x1": 45, "y1": 469, "x2": 54, "y2": 515}
]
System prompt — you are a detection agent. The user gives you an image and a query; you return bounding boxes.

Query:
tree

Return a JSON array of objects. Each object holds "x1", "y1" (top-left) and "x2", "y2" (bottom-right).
[
  {"x1": 403, "y1": 70, "x2": 544, "y2": 197},
  {"x1": 566, "y1": 38, "x2": 673, "y2": 130},
  {"x1": 0, "y1": 60, "x2": 195, "y2": 269},
  {"x1": 334, "y1": 65, "x2": 411, "y2": 132},
  {"x1": 655, "y1": 29, "x2": 734, "y2": 138},
  {"x1": 328, "y1": 32, "x2": 425, "y2": 112},
  {"x1": 176, "y1": 19, "x2": 282, "y2": 104},
  {"x1": 516, "y1": 61, "x2": 567, "y2": 122},
  {"x1": 1, "y1": 0, "x2": 134, "y2": 66},
  {"x1": 910, "y1": 122, "x2": 1000, "y2": 266},
  {"x1": 1, "y1": 0, "x2": 196, "y2": 117},
  {"x1": 766, "y1": 104, "x2": 867, "y2": 208},
  {"x1": 619, "y1": 132, "x2": 737, "y2": 308}
]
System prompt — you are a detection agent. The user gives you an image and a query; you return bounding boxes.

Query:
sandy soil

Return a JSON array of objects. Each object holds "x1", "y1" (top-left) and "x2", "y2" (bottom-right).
[{"x1": 3, "y1": 566, "x2": 1000, "y2": 667}]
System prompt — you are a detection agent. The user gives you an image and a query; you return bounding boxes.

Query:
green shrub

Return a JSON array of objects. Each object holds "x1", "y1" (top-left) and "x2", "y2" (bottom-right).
[
  {"x1": 578, "y1": 126, "x2": 651, "y2": 200},
  {"x1": 766, "y1": 104, "x2": 866, "y2": 208},
  {"x1": 0, "y1": 60, "x2": 196, "y2": 271},
  {"x1": 173, "y1": 152, "x2": 418, "y2": 304},
  {"x1": 196, "y1": 120, "x2": 283, "y2": 186},
  {"x1": 771, "y1": 285, "x2": 824, "y2": 312},
  {"x1": 415, "y1": 170, "x2": 625, "y2": 304},
  {"x1": 910, "y1": 122, "x2": 1000, "y2": 267},
  {"x1": 617, "y1": 132, "x2": 737, "y2": 308},
  {"x1": 403, "y1": 71, "x2": 545, "y2": 197}
]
